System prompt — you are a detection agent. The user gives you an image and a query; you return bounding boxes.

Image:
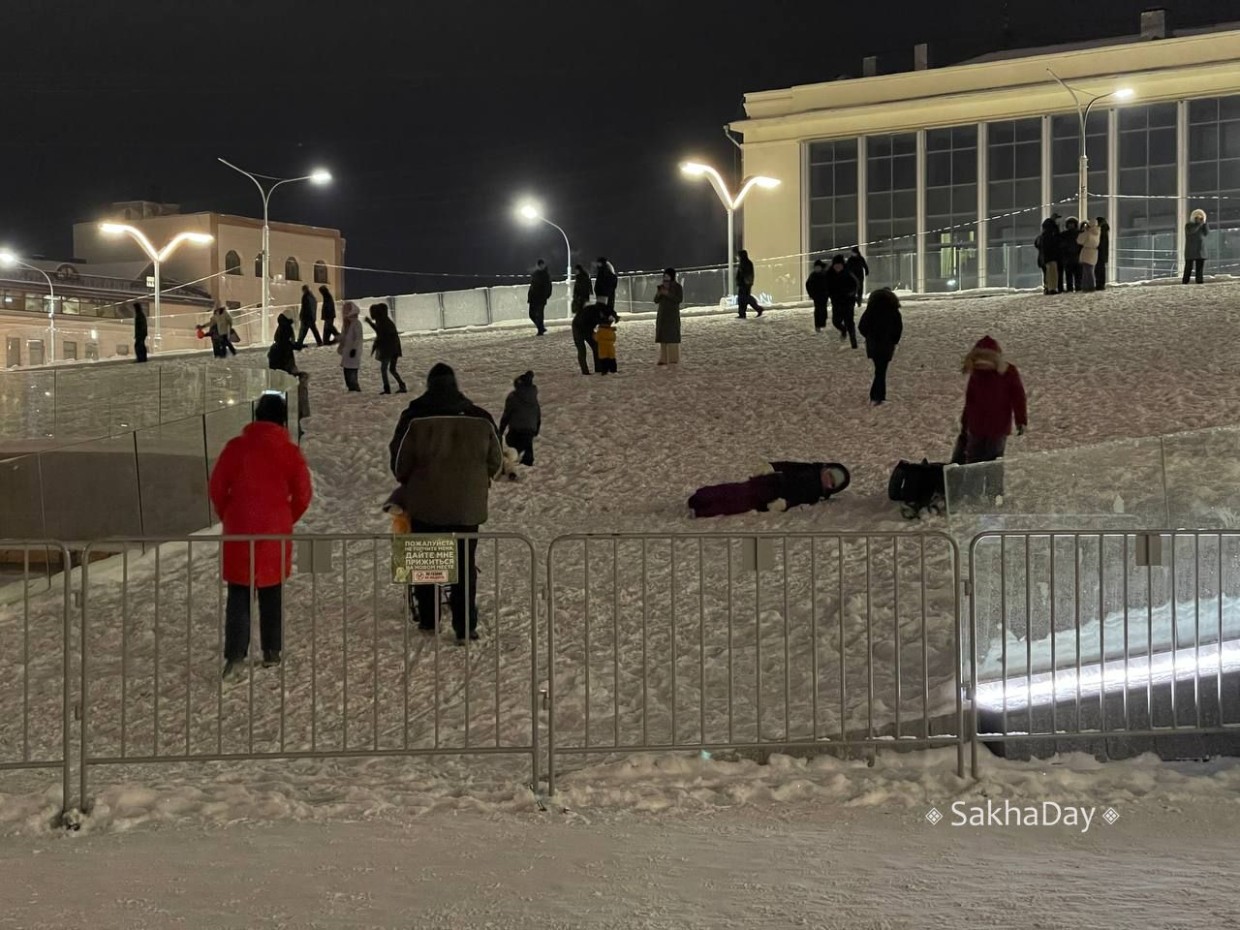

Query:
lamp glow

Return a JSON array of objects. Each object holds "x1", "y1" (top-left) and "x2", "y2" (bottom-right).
[
  {"x1": 517, "y1": 203, "x2": 541, "y2": 222},
  {"x1": 679, "y1": 161, "x2": 781, "y2": 295},
  {"x1": 0, "y1": 249, "x2": 57, "y2": 361},
  {"x1": 310, "y1": 168, "x2": 333, "y2": 184},
  {"x1": 1114, "y1": 87, "x2": 1136, "y2": 100},
  {"x1": 513, "y1": 201, "x2": 571, "y2": 315}
]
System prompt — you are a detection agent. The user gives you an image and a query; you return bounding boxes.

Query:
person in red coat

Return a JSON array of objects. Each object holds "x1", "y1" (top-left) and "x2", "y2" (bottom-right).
[
  {"x1": 209, "y1": 393, "x2": 313, "y2": 679},
  {"x1": 959, "y1": 335, "x2": 1027, "y2": 464}
]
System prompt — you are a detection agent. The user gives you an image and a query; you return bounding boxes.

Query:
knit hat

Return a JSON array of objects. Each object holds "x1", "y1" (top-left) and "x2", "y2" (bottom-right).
[
  {"x1": 427, "y1": 362, "x2": 458, "y2": 392},
  {"x1": 254, "y1": 392, "x2": 288, "y2": 426},
  {"x1": 831, "y1": 253, "x2": 846, "y2": 266},
  {"x1": 814, "y1": 259, "x2": 826, "y2": 269}
]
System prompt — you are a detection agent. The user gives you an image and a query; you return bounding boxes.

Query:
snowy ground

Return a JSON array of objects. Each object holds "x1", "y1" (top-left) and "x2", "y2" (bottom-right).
[{"x1": 4, "y1": 282, "x2": 1240, "y2": 925}]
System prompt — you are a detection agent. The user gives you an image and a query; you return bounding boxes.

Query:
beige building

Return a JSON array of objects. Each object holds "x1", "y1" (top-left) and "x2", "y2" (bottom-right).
[
  {"x1": 74, "y1": 202, "x2": 346, "y2": 342},
  {"x1": 732, "y1": 12, "x2": 1240, "y2": 292}
]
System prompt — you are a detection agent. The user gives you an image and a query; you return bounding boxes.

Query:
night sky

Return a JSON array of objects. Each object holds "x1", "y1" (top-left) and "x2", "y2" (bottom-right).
[{"x1": 3, "y1": 0, "x2": 1235, "y2": 294}]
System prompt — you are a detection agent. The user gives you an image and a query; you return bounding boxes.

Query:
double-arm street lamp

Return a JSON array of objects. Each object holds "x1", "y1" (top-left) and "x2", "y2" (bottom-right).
[
  {"x1": 218, "y1": 159, "x2": 332, "y2": 341},
  {"x1": 99, "y1": 224, "x2": 213, "y2": 347},
  {"x1": 680, "y1": 162, "x2": 780, "y2": 297},
  {"x1": 1047, "y1": 69, "x2": 1134, "y2": 222},
  {"x1": 0, "y1": 249, "x2": 56, "y2": 361}
]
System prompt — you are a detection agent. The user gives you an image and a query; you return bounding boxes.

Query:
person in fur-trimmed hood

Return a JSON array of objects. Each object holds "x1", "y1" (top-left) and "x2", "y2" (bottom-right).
[
  {"x1": 1183, "y1": 209, "x2": 1209, "y2": 284},
  {"x1": 959, "y1": 336, "x2": 1027, "y2": 465},
  {"x1": 688, "y1": 461, "x2": 851, "y2": 519}
]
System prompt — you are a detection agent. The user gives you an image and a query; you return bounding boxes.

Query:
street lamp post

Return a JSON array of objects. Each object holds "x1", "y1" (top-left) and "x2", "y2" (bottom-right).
[
  {"x1": 218, "y1": 159, "x2": 332, "y2": 342},
  {"x1": 0, "y1": 250, "x2": 57, "y2": 362},
  {"x1": 1047, "y1": 70, "x2": 1134, "y2": 223},
  {"x1": 680, "y1": 162, "x2": 780, "y2": 298},
  {"x1": 515, "y1": 202, "x2": 573, "y2": 318},
  {"x1": 99, "y1": 225, "x2": 213, "y2": 349}
]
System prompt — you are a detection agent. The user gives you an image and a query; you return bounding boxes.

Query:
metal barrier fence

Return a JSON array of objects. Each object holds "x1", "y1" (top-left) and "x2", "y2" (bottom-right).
[
  {"x1": 75, "y1": 533, "x2": 541, "y2": 811},
  {"x1": 545, "y1": 533, "x2": 965, "y2": 792},
  {"x1": 0, "y1": 543, "x2": 72, "y2": 817},
  {"x1": 968, "y1": 531, "x2": 1240, "y2": 775}
]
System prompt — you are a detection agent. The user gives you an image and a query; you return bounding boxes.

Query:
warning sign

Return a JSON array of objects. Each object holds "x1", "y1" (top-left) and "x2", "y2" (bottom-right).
[{"x1": 392, "y1": 536, "x2": 459, "y2": 585}]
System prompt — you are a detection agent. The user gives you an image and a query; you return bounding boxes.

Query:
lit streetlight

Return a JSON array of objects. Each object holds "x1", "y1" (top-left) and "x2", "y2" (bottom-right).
[
  {"x1": 0, "y1": 249, "x2": 57, "y2": 361},
  {"x1": 680, "y1": 162, "x2": 780, "y2": 297},
  {"x1": 1047, "y1": 70, "x2": 1134, "y2": 222},
  {"x1": 100, "y1": 224, "x2": 213, "y2": 348},
  {"x1": 515, "y1": 201, "x2": 572, "y2": 317},
  {"x1": 218, "y1": 159, "x2": 332, "y2": 341}
]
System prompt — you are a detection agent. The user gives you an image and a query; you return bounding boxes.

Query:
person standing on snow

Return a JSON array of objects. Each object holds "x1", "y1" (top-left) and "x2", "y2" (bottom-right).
[
  {"x1": 209, "y1": 392, "x2": 313, "y2": 680},
  {"x1": 858, "y1": 288, "x2": 903, "y2": 406},
  {"x1": 133, "y1": 302, "x2": 149, "y2": 362},
  {"x1": 959, "y1": 335, "x2": 1027, "y2": 465},
  {"x1": 1076, "y1": 220, "x2": 1101, "y2": 292},
  {"x1": 735, "y1": 249, "x2": 764, "y2": 318},
  {"x1": 211, "y1": 305, "x2": 235, "y2": 358},
  {"x1": 1094, "y1": 216, "x2": 1110, "y2": 290},
  {"x1": 319, "y1": 285, "x2": 338, "y2": 345},
  {"x1": 527, "y1": 259, "x2": 553, "y2": 336},
  {"x1": 571, "y1": 299, "x2": 603, "y2": 375},
  {"x1": 825, "y1": 254, "x2": 859, "y2": 348},
  {"x1": 1059, "y1": 217, "x2": 1082, "y2": 293},
  {"x1": 594, "y1": 257, "x2": 618, "y2": 310},
  {"x1": 388, "y1": 363, "x2": 503, "y2": 641},
  {"x1": 337, "y1": 301, "x2": 363, "y2": 392},
  {"x1": 845, "y1": 246, "x2": 870, "y2": 312},
  {"x1": 1036, "y1": 214, "x2": 1062, "y2": 295},
  {"x1": 654, "y1": 267, "x2": 683, "y2": 366},
  {"x1": 366, "y1": 302, "x2": 407, "y2": 394},
  {"x1": 572, "y1": 264, "x2": 593, "y2": 315},
  {"x1": 499, "y1": 370, "x2": 541, "y2": 466},
  {"x1": 297, "y1": 285, "x2": 323, "y2": 348},
  {"x1": 1183, "y1": 209, "x2": 1209, "y2": 284},
  {"x1": 805, "y1": 259, "x2": 831, "y2": 332}
]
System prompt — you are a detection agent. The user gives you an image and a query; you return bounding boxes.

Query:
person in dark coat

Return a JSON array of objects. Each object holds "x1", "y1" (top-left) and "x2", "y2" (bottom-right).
[
  {"x1": 499, "y1": 370, "x2": 541, "y2": 466},
  {"x1": 388, "y1": 364, "x2": 502, "y2": 641},
  {"x1": 1094, "y1": 217, "x2": 1110, "y2": 290},
  {"x1": 571, "y1": 300, "x2": 603, "y2": 375},
  {"x1": 825, "y1": 254, "x2": 859, "y2": 348},
  {"x1": 845, "y1": 247, "x2": 869, "y2": 312},
  {"x1": 297, "y1": 285, "x2": 323, "y2": 347},
  {"x1": 1035, "y1": 215, "x2": 1062, "y2": 295},
  {"x1": 960, "y1": 336, "x2": 1027, "y2": 464},
  {"x1": 1183, "y1": 209, "x2": 1209, "y2": 284},
  {"x1": 209, "y1": 393, "x2": 313, "y2": 679},
  {"x1": 572, "y1": 264, "x2": 593, "y2": 315},
  {"x1": 594, "y1": 257, "x2": 618, "y2": 309},
  {"x1": 654, "y1": 268, "x2": 683, "y2": 366},
  {"x1": 133, "y1": 302, "x2": 149, "y2": 362},
  {"x1": 689, "y1": 462, "x2": 851, "y2": 518},
  {"x1": 857, "y1": 288, "x2": 903, "y2": 406},
  {"x1": 805, "y1": 259, "x2": 830, "y2": 332},
  {"x1": 1059, "y1": 217, "x2": 1082, "y2": 293},
  {"x1": 366, "y1": 303, "x2": 406, "y2": 394},
  {"x1": 267, "y1": 315, "x2": 299, "y2": 376},
  {"x1": 527, "y1": 260, "x2": 553, "y2": 336},
  {"x1": 735, "y1": 249, "x2": 764, "y2": 318},
  {"x1": 319, "y1": 285, "x2": 338, "y2": 344}
]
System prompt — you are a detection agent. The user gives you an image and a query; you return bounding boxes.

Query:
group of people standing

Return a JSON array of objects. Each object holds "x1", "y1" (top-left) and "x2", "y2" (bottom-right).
[
  {"x1": 528, "y1": 257, "x2": 619, "y2": 337},
  {"x1": 1036, "y1": 214, "x2": 1110, "y2": 294}
]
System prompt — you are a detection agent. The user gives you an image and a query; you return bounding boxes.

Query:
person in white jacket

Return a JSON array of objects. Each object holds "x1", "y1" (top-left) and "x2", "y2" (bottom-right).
[
  {"x1": 337, "y1": 301, "x2": 363, "y2": 392},
  {"x1": 1076, "y1": 221, "x2": 1102, "y2": 292}
]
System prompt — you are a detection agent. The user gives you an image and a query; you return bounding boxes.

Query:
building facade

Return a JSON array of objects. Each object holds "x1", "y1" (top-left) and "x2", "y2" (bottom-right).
[
  {"x1": 732, "y1": 16, "x2": 1240, "y2": 293},
  {"x1": 73, "y1": 202, "x2": 346, "y2": 341}
]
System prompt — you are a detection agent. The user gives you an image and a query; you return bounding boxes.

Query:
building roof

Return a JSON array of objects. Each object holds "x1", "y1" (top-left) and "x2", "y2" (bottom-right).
[{"x1": 959, "y1": 21, "x2": 1240, "y2": 65}]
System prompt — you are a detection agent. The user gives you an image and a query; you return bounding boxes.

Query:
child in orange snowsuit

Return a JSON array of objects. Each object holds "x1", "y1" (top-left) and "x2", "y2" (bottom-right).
[{"x1": 595, "y1": 307, "x2": 618, "y2": 374}]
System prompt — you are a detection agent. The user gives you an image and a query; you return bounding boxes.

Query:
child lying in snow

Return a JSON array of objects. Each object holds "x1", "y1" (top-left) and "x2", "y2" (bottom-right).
[{"x1": 688, "y1": 461, "x2": 850, "y2": 518}]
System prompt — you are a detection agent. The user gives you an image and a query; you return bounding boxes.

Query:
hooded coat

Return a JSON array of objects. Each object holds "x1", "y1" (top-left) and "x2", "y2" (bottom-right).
[
  {"x1": 300, "y1": 288, "x2": 317, "y2": 324},
  {"x1": 805, "y1": 265, "x2": 829, "y2": 303},
  {"x1": 824, "y1": 263, "x2": 858, "y2": 303},
  {"x1": 338, "y1": 305, "x2": 363, "y2": 370},
  {"x1": 654, "y1": 279, "x2": 683, "y2": 344},
  {"x1": 320, "y1": 288, "x2": 336, "y2": 322},
  {"x1": 594, "y1": 261, "x2": 618, "y2": 301},
  {"x1": 528, "y1": 266, "x2": 553, "y2": 305},
  {"x1": 388, "y1": 364, "x2": 503, "y2": 527},
  {"x1": 858, "y1": 290, "x2": 903, "y2": 362},
  {"x1": 500, "y1": 372, "x2": 541, "y2": 436},
  {"x1": 367, "y1": 305, "x2": 403, "y2": 361},
  {"x1": 1036, "y1": 217, "x2": 1062, "y2": 265},
  {"x1": 1096, "y1": 220, "x2": 1110, "y2": 264},
  {"x1": 267, "y1": 316, "x2": 298, "y2": 374},
  {"x1": 573, "y1": 269, "x2": 594, "y2": 305},
  {"x1": 1059, "y1": 219, "x2": 1082, "y2": 265},
  {"x1": 961, "y1": 336, "x2": 1028, "y2": 440},
  {"x1": 1185, "y1": 213, "x2": 1210, "y2": 261},
  {"x1": 209, "y1": 420, "x2": 313, "y2": 587},
  {"x1": 1077, "y1": 223, "x2": 1102, "y2": 266},
  {"x1": 133, "y1": 304, "x2": 148, "y2": 342}
]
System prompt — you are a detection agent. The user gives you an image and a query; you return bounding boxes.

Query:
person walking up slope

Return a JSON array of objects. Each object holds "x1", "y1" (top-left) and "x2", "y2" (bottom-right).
[
  {"x1": 825, "y1": 254, "x2": 859, "y2": 348},
  {"x1": 1183, "y1": 209, "x2": 1209, "y2": 284},
  {"x1": 209, "y1": 393, "x2": 313, "y2": 680},
  {"x1": 297, "y1": 285, "x2": 323, "y2": 348},
  {"x1": 858, "y1": 288, "x2": 903, "y2": 406},
  {"x1": 959, "y1": 336, "x2": 1027, "y2": 464},
  {"x1": 499, "y1": 370, "x2": 541, "y2": 466},
  {"x1": 806, "y1": 259, "x2": 830, "y2": 332},
  {"x1": 735, "y1": 249, "x2": 764, "y2": 318},
  {"x1": 845, "y1": 246, "x2": 869, "y2": 312},
  {"x1": 527, "y1": 260, "x2": 553, "y2": 335},
  {"x1": 320, "y1": 285, "x2": 338, "y2": 344}
]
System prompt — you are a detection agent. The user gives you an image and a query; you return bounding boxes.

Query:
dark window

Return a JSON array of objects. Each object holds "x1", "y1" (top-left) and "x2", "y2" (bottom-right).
[
  {"x1": 807, "y1": 138, "x2": 859, "y2": 257},
  {"x1": 1117, "y1": 103, "x2": 1180, "y2": 282},
  {"x1": 1187, "y1": 95, "x2": 1240, "y2": 278},
  {"x1": 986, "y1": 118, "x2": 1043, "y2": 288},
  {"x1": 224, "y1": 250, "x2": 242, "y2": 276},
  {"x1": 314, "y1": 260, "x2": 329, "y2": 284},
  {"x1": 255, "y1": 254, "x2": 264, "y2": 277},
  {"x1": 285, "y1": 257, "x2": 300, "y2": 282}
]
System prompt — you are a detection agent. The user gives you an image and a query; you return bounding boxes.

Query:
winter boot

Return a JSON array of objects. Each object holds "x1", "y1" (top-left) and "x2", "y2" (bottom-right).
[
  {"x1": 222, "y1": 659, "x2": 246, "y2": 682},
  {"x1": 262, "y1": 650, "x2": 281, "y2": 668}
]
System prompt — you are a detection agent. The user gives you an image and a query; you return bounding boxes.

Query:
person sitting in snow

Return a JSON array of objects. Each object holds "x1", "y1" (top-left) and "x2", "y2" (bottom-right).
[
  {"x1": 688, "y1": 461, "x2": 851, "y2": 519},
  {"x1": 499, "y1": 370, "x2": 541, "y2": 467}
]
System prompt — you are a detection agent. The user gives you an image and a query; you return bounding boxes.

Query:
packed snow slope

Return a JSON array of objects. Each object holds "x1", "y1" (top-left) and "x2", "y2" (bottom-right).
[{"x1": 297, "y1": 283, "x2": 1240, "y2": 543}]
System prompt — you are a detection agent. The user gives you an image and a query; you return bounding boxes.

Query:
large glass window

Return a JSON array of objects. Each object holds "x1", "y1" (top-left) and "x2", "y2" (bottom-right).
[
  {"x1": 1117, "y1": 103, "x2": 1178, "y2": 282},
  {"x1": 986, "y1": 118, "x2": 1043, "y2": 288},
  {"x1": 866, "y1": 133, "x2": 917, "y2": 289},
  {"x1": 807, "y1": 139, "x2": 859, "y2": 257},
  {"x1": 1188, "y1": 95, "x2": 1240, "y2": 276},
  {"x1": 1051, "y1": 111, "x2": 1109, "y2": 216},
  {"x1": 924, "y1": 126, "x2": 979, "y2": 291}
]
